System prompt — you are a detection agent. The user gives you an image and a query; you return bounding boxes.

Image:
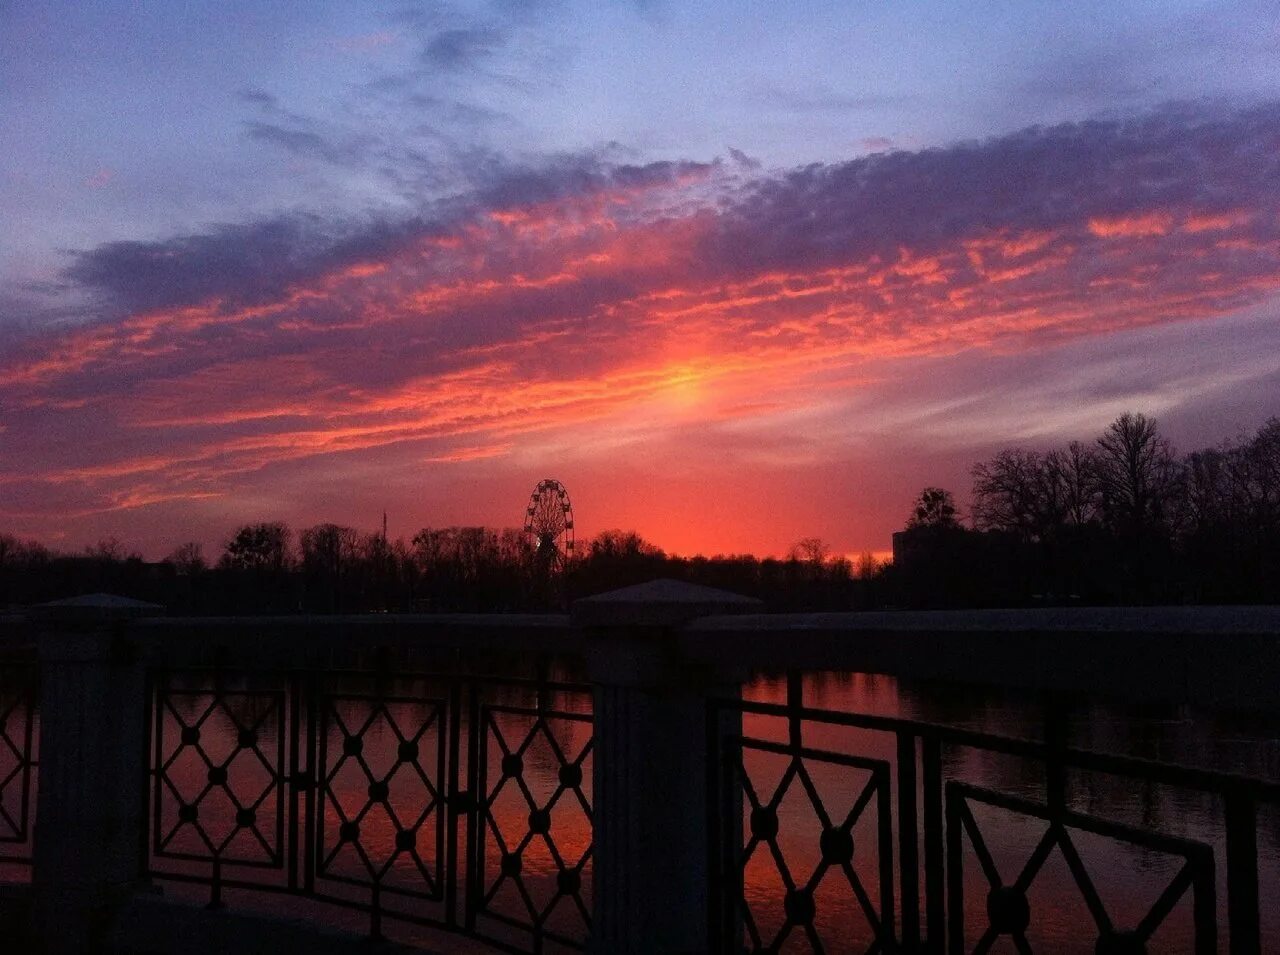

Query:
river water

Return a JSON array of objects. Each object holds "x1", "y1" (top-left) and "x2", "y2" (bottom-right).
[{"x1": 742, "y1": 672, "x2": 1280, "y2": 953}]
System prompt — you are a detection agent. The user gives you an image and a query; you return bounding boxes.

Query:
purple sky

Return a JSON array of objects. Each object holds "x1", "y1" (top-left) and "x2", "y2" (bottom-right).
[{"x1": 2, "y1": 1, "x2": 1279, "y2": 558}]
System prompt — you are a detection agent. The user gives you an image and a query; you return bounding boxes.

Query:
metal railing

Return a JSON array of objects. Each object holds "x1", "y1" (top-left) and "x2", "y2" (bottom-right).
[
  {"x1": 12, "y1": 594, "x2": 1280, "y2": 952},
  {"x1": 0, "y1": 648, "x2": 37, "y2": 871},
  {"x1": 144, "y1": 666, "x2": 593, "y2": 954},
  {"x1": 709, "y1": 674, "x2": 1280, "y2": 954}
]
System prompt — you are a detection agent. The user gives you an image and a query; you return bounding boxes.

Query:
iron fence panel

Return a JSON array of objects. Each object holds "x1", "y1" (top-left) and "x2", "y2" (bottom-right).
[
  {"x1": 710, "y1": 677, "x2": 1278, "y2": 955},
  {"x1": 0, "y1": 651, "x2": 37, "y2": 867},
  {"x1": 144, "y1": 667, "x2": 593, "y2": 954}
]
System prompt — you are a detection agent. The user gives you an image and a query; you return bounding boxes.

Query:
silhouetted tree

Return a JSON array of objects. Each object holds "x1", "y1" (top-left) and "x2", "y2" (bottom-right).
[
  {"x1": 1243, "y1": 418, "x2": 1280, "y2": 600},
  {"x1": 0, "y1": 534, "x2": 46, "y2": 570},
  {"x1": 1233, "y1": 417, "x2": 1280, "y2": 535},
  {"x1": 969, "y1": 443, "x2": 1109, "y2": 600},
  {"x1": 1094, "y1": 414, "x2": 1180, "y2": 530},
  {"x1": 222, "y1": 522, "x2": 292, "y2": 572},
  {"x1": 907, "y1": 487, "x2": 959, "y2": 529},
  {"x1": 300, "y1": 524, "x2": 357, "y2": 571},
  {"x1": 892, "y1": 486, "x2": 1012, "y2": 607},
  {"x1": 166, "y1": 542, "x2": 206, "y2": 575},
  {"x1": 972, "y1": 450, "x2": 1055, "y2": 540},
  {"x1": 351, "y1": 529, "x2": 402, "y2": 612},
  {"x1": 1093, "y1": 413, "x2": 1182, "y2": 598},
  {"x1": 1177, "y1": 417, "x2": 1280, "y2": 601},
  {"x1": 569, "y1": 530, "x2": 667, "y2": 598},
  {"x1": 0, "y1": 535, "x2": 49, "y2": 608},
  {"x1": 587, "y1": 530, "x2": 663, "y2": 560},
  {"x1": 219, "y1": 522, "x2": 294, "y2": 611},
  {"x1": 409, "y1": 526, "x2": 531, "y2": 610},
  {"x1": 1052, "y1": 442, "x2": 1101, "y2": 528},
  {"x1": 299, "y1": 523, "x2": 358, "y2": 612},
  {"x1": 787, "y1": 537, "x2": 830, "y2": 564},
  {"x1": 86, "y1": 536, "x2": 136, "y2": 562}
]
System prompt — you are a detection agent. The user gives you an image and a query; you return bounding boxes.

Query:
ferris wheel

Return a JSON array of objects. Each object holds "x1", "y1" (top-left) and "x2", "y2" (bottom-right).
[{"x1": 524, "y1": 479, "x2": 574, "y2": 566}]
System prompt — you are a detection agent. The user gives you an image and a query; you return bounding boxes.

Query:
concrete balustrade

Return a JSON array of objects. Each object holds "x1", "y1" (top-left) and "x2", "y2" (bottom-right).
[
  {"x1": 29, "y1": 595, "x2": 162, "y2": 954},
  {"x1": 574, "y1": 580, "x2": 760, "y2": 955},
  {"x1": 1, "y1": 585, "x2": 1278, "y2": 952}
]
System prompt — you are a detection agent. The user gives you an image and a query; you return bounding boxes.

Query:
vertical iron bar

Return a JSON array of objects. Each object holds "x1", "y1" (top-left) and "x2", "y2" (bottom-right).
[
  {"x1": 786, "y1": 662, "x2": 805, "y2": 951},
  {"x1": 786, "y1": 671, "x2": 803, "y2": 749},
  {"x1": 1044, "y1": 696, "x2": 1068, "y2": 818},
  {"x1": 19, "y1": 663, "x2": 33, "y2": 841},
  {"x1": 465, "y1": 678, "x2": 482, "y2": 933},
  {"x1": 1192, "y1": 848, "x2": 1218, "y2": 955},
  {"x1": 446, "y1": 679, "x2": 461, "y2": 927},
  {"x1": 944, "y1": 784, "x2": 963, "y2": 955},
  {"x1": 304, "y1": 672, "x2": 318, "y2": 896},
  {"x1": 274, "y1": 688, "x2": 286, "y2": 870},
  {"x1": 536, "y1": 655, "x2": 551, "y2": 715},
  {"x1": 209, "y1": 856, "x2": 223, "y2": 910},
  {"x1": 150, "y1": 672, "x2": 166, "y2": 875},
  {"x1": 877, "y1": 765, "x2": 897, "y2": 951},
  {"x1": 1225, "y1": 789, "x2": 1260, "y2": 955},
  {"x1": 138, "y1": 668, "x2": 154, "y2": 879},
  {"x1": 922, "y1": 736, "x2": 944, "y2": 953},
  {"x1": 730, "y1": 706, "x2": 747, "y2": 955},
  {"x1": 287, "y1": 671, "x2": 300, "y2": 892},
  {"x1": 898, "y1": 732, "x2": 920, "y2": 951}
]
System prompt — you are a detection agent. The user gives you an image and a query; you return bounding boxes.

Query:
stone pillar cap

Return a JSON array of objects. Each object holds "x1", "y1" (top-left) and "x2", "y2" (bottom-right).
[
  {"x1": 572, "y1": 578, "x2": 763, "y2": 628},
  {"x1": 32, "y1": 593, "x2": 165, "y2": 623}
]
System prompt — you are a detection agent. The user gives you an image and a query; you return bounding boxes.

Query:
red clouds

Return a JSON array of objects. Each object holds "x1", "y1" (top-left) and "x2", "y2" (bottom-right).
[{"x1": 3, "y1": 103, "x2": 1280, "y2": 551}]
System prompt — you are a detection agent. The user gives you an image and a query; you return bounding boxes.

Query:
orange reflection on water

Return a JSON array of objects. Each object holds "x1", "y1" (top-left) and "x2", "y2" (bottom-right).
[
  {"x1": 137, "y1": 670, "x2": 1280, "y2": 951},
  {"x1": 740, "y1": 673, "x2": 1279, "y2": 952}
]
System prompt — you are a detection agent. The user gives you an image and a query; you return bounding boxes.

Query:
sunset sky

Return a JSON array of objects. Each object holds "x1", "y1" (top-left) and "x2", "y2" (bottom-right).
[{"x1": 3, "y1": 1, "x2": 1280, "y2": 559}]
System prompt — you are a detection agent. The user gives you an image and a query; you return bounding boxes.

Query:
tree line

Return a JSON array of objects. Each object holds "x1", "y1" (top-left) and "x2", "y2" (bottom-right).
[
  {"x1": 1, "y1": 411, "x2": 1275, "y2": 612},
  {"x1": 891, "y1": 412, "x2": 1280, "y2": 606},
  {"x1": 0, "y1": 522, "x2": 867, "y2": 614}
]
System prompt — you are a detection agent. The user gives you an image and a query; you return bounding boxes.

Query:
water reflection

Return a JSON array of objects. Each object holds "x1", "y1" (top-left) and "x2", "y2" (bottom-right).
[
  {"x1": 3, "y1": 663, "x2": 1268, "y2": 952},
  {"x1": 148, "y1": 668, "x2": 593, "y2": 953},
  {"x1": 742, "y1": 673, "x2": 1280, "y2": 952}
]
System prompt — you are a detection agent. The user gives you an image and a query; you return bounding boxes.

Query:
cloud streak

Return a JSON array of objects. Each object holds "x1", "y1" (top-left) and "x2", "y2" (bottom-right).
[{"x1": 3, "y1": 103, "x2": 1279, "y2": 550}]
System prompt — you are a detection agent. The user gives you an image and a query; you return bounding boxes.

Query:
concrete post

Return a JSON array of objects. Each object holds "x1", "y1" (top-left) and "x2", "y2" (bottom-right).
[
  {"x1": 31, "y1": 594, "x2": 162, "y2": 954},
  {"x1": 574, "y1": 579, "x2": 761, "y2": 955}
]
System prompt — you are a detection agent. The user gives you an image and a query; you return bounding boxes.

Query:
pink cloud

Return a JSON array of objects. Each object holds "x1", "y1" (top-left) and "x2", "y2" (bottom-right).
[{"x1": 4, "y1": 104, "x2": 1280, "y2": 554}]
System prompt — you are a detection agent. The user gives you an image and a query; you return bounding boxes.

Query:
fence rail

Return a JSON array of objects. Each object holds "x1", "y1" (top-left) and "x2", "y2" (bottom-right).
[
  {"x1": 709, "y1": 674, "x2": 1280, "y2": 954},
  {"x1": 144, "y1": 667, "x2": 594, "y2": 954},
  {"x1": 11, "y1": 590, "x2": 1280, "y2": 953}
]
